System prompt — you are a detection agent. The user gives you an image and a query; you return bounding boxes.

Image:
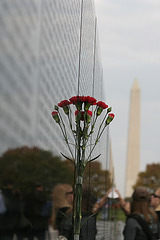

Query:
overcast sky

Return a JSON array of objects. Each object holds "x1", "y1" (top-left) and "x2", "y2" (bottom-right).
[{"x1": 94, "y1": 0, "x2": 160, "y2": 196}]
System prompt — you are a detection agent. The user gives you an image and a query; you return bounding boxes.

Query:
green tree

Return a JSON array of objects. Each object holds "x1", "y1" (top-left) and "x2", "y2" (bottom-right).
[
  {"x1": 134, "y1": 163, "x2": 160, "y2": 192},
  {"x1": 0, "y1": 146, "x2": 74, "y2": 195}
]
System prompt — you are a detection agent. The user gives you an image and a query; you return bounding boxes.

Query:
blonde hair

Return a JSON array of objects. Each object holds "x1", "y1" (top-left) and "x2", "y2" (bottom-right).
[{"x1": 52, "y1": 184, "x2": 73, "y2": 229}]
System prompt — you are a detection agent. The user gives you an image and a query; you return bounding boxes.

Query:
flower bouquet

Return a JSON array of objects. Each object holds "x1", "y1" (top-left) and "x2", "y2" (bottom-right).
[{"x1": 52, "y1": 96, "x2": 114, "y2": 239}]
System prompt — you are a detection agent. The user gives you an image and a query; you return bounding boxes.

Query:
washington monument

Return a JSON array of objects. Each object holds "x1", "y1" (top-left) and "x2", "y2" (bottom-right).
[{"x1": 125, "y1": 79, "x2": 141, "y2": 198}]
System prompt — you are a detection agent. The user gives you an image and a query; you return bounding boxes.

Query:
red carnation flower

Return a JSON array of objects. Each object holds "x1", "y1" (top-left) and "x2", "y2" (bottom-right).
[
  {"x1": 69, "y1": 96, "x2": 77, "y2": 104},
  {"x1": 82, "y1": 96, "x2": 88, "y2": 102},
  {"x1": 75, "y1": 110, "x2": 85, "y2": 121},
  {"x1": 51, "y1": 111, "x2": 60, "y2": 123},
  {"x1": 75, "y1": 110, "x2": 79, "y2": 116},
  {"x1": 83, "y1": 96, "x2": 97, "y2": 110},
  {"x1": 87, "y1": 110, "x2": 92, "y2": 116},
  {"x1": 87, "y1": 96, "x2": 97, "y2": 104},
  {"x1": 78, "y1": 96, "x2": 84, "y2": 102},
  {"x1": 69, "y1": 96, "x2": 84, "y2": 104},
  {"x1": 108, "y1": 113, "x2": 115, "y2": 119},
  {"x1": 52, "y1": 111, "x2": 58, "y2": 116},
  {"x1": 83, "y1": 96, "x2": 96, "y2": 104},
  {"x1": 96, "y1": 101, "x2": 108, "y2": 109},
  {"x1": 106, "y1": 113, "x2": 115, "y2": 125},
  {"x1": 69, "y1": 96, "x2": 84, "y2": 110},
  {"x1": 92, "y1": 102, "x2": 97, "y2": 105},
  {"x1": 58, "y1": 100, "x2": 71, "y2": 107}
]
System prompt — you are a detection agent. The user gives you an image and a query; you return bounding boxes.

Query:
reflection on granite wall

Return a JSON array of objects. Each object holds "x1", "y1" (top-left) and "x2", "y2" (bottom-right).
[{"x1": 0, "y1": 0, "x2": 107, "y2": 163}]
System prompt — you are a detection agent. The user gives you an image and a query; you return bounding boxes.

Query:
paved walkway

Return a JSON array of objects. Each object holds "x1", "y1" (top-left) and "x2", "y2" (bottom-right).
[
  {"x1": 13, "y1": 221, "x2": 125, "y2": 240},
  {"x1": 96, "y1": 220, "x2": 125, "y2": 240},
  {"x1": 48, "y1": 220, "x2": 125, "y2": 240}
]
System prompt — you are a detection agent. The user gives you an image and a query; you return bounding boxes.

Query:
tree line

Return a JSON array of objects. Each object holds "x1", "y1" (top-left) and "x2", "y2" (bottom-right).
[
  {"x1": 0, "y1": 146, "x2": 111, "y2": 198},
  {"x1": 0, "y1": 146, "x2": 159, "y2": 198}
]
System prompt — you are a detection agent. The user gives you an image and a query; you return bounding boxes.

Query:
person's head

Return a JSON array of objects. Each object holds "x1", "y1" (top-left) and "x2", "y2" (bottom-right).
[
  {"x1": 132, "y1": 186, "x2": 150, "y2": 202},
  {"x1": 52, "y1": 183, "x2": 73, "y2": 209},
  {"x1": 65, "y1": 186, "x2": 74, "y2": 206},
  {"x1": 131, "y1": 186, "x2": 157, "y2": 223},
  {"x1": 52, "y1": 183, "x2": 73, "y2": 229},
  {"x1": 150, "y1": 188, "x2": 160, "y2": 210}
]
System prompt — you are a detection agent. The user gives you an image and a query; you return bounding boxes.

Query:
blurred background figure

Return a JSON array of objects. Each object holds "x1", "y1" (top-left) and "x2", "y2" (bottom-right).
[
  {"x1": 52, "y1": 184, "x2": 73, "y2": 239},
  {"x1": 80, "y1": 187, "x2": 97, "y2": 240},
  {"x1": 23, "y1": 182, "x2": 49, "y2": 240},
  {"x1": 115, "y1": 189, "x2": 131, "y2": 216},
  {"x1": 51, "y1": 183, "x2": 113, "y2": 240},
  {"x1": 123, "y1": 186, "x2": 158, "y2": 240},
  {"x1": 78, "y1": 186, "x2": 114, "y2": 240},
  {"x1": 150, "y1": 188, "x2": 160, "y2": 221},
  {"x1": 0, "y1": 179, "x2": 21, "y2": 240}
]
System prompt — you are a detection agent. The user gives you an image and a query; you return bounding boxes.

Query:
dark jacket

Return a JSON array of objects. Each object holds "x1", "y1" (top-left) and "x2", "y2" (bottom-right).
[
  {"x1": 80, "y1": 211, "x2": 97, "y2": 240},
  {"x1": 0, "y1": 188, "x2": 21, "y2": 233},
  {"x1": 155, "y1": 211, "x2": 160, "y2": 221},
  {"x1": 124, "y1": 217, "x2": 149, "y2": 240},
  {"x1": 56, "y1": 208, "x2": 97, "y2": 240},
  {"x1": 24, "y1": 190, "x2": 48, "y2": 230},
  {"x1": 56, "y1": 207, "x2": 73, "y2": 239},
  {"x1": 123, "y1": 214, "x2": 157, "y2": 240}
]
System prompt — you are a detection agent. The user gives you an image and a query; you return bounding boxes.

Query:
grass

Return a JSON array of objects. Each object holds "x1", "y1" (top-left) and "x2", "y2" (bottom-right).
[{"x1": 97, "y1": 206, "x2": 127, "y2": 222}]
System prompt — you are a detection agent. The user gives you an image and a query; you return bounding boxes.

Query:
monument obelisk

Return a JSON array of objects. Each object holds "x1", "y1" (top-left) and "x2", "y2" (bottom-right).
[
  {"x1": 109, "y1": 141, "x2": 115, "y2": 186},
  {"x1": 125, "y1": 79, "x2": 141, "y2": 198}
]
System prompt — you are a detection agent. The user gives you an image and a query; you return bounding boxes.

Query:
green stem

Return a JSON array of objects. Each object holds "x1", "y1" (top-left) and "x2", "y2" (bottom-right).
[
  {"x1": 92, "y1": 105, "x2": 98, "y2": 124},
  {"x1": 68, "y1": 107, "x2": 77, "y2": 142},
  {"x1": 95, "y1": 112, "x2": 108, "y2": 138},
  {"x1": 85, "y1": 116, "x2": 108, "y2": 163},
  {"x1": 88, "y1": 108, "x2": 98, "y2": 136},
  {"x1": 96, "y1": 124, "x2": 107, "y2": 142},
  {"x1": 74, "y1": 116, "x2": 84, "y2": 237},
  {"x1": 58, "y1": 111, "x2": 75, "y2": 160}
]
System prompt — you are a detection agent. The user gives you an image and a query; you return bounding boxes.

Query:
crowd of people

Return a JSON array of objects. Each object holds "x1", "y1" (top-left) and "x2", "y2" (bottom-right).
[
  {"x1": 0, "y1": 180, "x2": 51, "y2": 240},
  {"x1": 51, "y1": 184, "x2": 111, "y2": 240},
  {"x1": 0, "y1": 178, "x2": 160, "y2": 240}
]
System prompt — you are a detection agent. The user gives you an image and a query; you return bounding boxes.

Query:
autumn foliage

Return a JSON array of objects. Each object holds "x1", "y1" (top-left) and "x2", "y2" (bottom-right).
[{"x1": 134, "y1": 163, "x2": 160, "y2": 191}]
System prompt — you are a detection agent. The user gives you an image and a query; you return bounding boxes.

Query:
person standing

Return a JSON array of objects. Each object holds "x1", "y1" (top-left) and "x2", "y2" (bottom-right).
[
  {"x1": 123, "y1": 186, "x2": 158, "y2": 240},
  {"x1": 24, "y1": 182, "x2": 49, "y2": 240},
  {"x1": 52, "y1": 184, "x2": 112, "y2": 240},
  {"x1": 0, "y1": 179, "x2": 21, "y2": 240},
  {"x1": 80, "y1": 187, "x2": 113, "y2": 240},
  {"x1": 150, "y1": 188, "x2": 160, "y2": 221},
  {"x1": 52, "y1": 184, "x2": 73, "y2": 239}
]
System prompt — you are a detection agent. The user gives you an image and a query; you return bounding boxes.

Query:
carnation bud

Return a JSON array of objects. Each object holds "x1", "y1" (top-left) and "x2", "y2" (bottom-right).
[
  {"x1": 52, "y1": 111, "x2": 60, "y2": 123},
  {"x1": 63, "y1": 105, "x2": 69, "y2": 115},
  {"x1": 75, "y1": 102, "x2": 82, "y2": 111},
  {"x1": 84, "y1": 102, "x2": 91, "y2": 111},
  {"x1": 54, "y1": 105, "x2": 58, "y2": 110},
  {"x1": 107, "y1": 107, "x2": 112, "y2": 113},
  {"x1": 86, "y1": 114, "x2": 91, "y2": 124},
  {"x1": 106, "y1": 114, "x2": 115, "y2": 125},
  {"x1": 96, "y1": 107, "x2": 103, "y2": 116}
]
